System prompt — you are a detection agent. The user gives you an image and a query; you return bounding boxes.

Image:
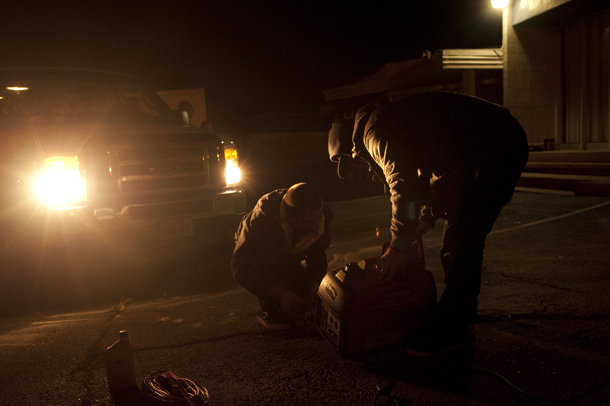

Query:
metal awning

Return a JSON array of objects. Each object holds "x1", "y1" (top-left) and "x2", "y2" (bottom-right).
[
  {"x1": 322, "y1": 48, "x2": 504, "y2": 106},
  {"x1": 441, "y1": 48, "x2": 503, "y2": 70}
]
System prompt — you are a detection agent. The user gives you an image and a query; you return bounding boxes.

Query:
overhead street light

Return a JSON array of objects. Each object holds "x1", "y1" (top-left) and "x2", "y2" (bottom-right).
[{"x1": 491, "y1": 0, "x2": 509, "y2": 8}]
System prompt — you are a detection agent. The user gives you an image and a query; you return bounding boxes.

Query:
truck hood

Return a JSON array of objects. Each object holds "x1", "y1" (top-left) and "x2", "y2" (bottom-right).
[{"x1": 1, "y1": 121, "x2": 221, "y2": 158}]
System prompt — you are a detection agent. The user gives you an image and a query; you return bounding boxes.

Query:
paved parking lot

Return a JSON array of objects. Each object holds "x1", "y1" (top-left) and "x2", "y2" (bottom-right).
[{"x1": 1, "y1": 192, "x2": 610, "y2": 405}]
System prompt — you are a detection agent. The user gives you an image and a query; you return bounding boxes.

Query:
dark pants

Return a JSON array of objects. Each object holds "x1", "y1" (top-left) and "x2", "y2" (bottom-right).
[
  {"x1": 436, "y1": 125, "x2": 529, "y2": 335},
  {"x1": 436, "y1": 198, "x2": 505, "y2": 330},
  {"x1": 235, "y1": 256, "x2": 321, "y2": 314},
  {"x1": 247, "y1": 259, "x2": 316, "y2": 315}
]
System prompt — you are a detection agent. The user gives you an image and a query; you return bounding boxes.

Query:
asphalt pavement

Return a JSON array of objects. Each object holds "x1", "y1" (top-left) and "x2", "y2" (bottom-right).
[{"x1": 1, "y1": 191, "x2": 610, "y2": 406}]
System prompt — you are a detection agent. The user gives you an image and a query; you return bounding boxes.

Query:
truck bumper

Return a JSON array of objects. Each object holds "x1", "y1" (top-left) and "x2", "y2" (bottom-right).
[{"x1": 3, "y1": 190, "x2": 247, "y2": 255}]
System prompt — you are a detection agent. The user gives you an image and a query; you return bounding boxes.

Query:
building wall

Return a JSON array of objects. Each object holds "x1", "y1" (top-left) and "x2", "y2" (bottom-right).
[
  {"x1": 503, "y1": 5, "x2": 563, "y2": 148},
  {"x1": 504, "y1": 2, "x2": 610, "y2": 153},
  {"x1": 562, "y1": 10, "x2": 610, "y2": 150}
]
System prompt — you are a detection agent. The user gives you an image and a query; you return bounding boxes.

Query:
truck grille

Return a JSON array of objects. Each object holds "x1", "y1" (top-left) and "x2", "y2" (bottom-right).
[
  {"x1": 116, "y1": 144, "x2": 221, "y2": 193},
  {"x1": 87, "y1": 134, "x2": 226, "y2": 219},
  {"x1": 127, "y1": 199, "x2": 214, "y2": 220}
]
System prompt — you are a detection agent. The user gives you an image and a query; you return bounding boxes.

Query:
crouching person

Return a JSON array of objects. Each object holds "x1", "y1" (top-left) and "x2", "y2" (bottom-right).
[{"x1": 231, "y1": 183, "x2": 333, "y2": 330}]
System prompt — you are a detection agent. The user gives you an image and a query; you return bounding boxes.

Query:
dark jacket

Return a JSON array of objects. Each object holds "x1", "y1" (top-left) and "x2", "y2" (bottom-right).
[
  {"x1": 354, "y1": 92, "x2": 528, "y2": 253},
  {"x1": 231, "y1": 189, "x2": 333, "y2": 298}
]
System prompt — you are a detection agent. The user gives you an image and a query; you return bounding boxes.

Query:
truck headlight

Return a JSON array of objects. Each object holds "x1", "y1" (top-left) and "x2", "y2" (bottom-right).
[
  {"x1": 224, "y1": 147, "x2": 241, "y2": 186},
  {"x1": 35, "y1": 156, "x2": 85, "y2": 206}
]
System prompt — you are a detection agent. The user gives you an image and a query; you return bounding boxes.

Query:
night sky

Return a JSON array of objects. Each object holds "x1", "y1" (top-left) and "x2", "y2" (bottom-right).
[{"x1": 1, "y1": 0, "x2": 502, "y2": 107}]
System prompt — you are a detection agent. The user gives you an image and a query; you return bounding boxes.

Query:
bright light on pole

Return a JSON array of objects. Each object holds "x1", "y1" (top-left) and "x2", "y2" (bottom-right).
[{"x1": 491, "y1": 0, "x2": 509, "y2": 8}]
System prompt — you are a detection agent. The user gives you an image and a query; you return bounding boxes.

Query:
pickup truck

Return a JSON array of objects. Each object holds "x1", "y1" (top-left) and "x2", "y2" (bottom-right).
[{"x1": 0, "y1": 68, "x2": 246, "y2": 264}]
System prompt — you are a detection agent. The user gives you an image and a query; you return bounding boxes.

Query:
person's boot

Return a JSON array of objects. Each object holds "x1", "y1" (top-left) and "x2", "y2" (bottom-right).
[{"x1": 256, "y1": 310, "x2": 291, "y2": 330}]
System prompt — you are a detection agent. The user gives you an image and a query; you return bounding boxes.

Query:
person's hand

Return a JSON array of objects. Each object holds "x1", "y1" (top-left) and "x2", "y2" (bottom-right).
[
  {"x1": 292, "y1": 233, "x2": 320, "y2": 253},
  {"x1": 376, "y1": 248, "x2": 410, "y2": 281},
  {"x1": 278, "y1": 289, "x2": 305, "y2": 314},
  {"x1": 416, "y1": 219, "x2": 431, "y2": 237}
]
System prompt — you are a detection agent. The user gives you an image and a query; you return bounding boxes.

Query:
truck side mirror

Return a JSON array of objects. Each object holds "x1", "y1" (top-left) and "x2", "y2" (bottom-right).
[{"x1": 172, "y1": 109, "x2": 191, "y2": 127}]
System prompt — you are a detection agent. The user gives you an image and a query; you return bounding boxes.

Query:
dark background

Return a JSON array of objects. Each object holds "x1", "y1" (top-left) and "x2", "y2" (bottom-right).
[{"x1": 1, "y1": 0, "x2": 503, "y2": 112}]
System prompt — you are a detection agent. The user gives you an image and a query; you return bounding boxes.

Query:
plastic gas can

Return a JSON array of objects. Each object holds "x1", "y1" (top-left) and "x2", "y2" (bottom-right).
[{"x1": 105, "y1": 330, "x2": 137, "y2": 390}]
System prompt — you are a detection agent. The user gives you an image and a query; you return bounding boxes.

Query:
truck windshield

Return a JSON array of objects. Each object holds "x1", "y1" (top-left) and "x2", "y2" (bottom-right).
[{"x1": 0, "y1": 69, "x2": 174, "y2": 126}]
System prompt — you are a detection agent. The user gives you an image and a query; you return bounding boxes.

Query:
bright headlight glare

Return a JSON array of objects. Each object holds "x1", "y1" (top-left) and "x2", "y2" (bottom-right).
[
  {"x1": 225, "y1": 166, "x2": 241, "y2": 185},
  {"x1": 35, "y1": 156, "x2": 85, "y2": 205},
  {"x1": 224, "y1": 147, "x2": 241, "y2": 185}
]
